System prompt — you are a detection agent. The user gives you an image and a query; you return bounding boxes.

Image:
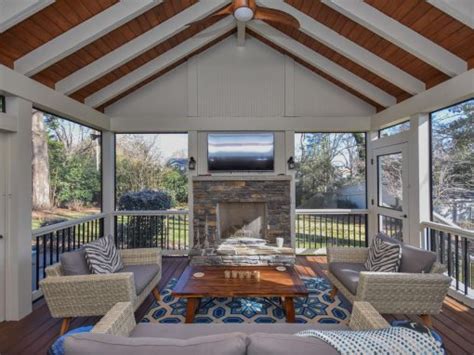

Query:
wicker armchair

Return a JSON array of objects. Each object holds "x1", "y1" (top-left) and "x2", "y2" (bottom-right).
[
  {"x1": 40, "y1": 248, "x2": 162, "y2": 335},
  {"x1": 327, "y1": 246, "x2": 451, "y2": 327}
]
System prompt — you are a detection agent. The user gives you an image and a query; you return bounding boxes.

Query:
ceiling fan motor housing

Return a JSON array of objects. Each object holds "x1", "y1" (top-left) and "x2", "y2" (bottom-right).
[{"x1": 233, "y1": 0, "x2": 257, "y2": 22}]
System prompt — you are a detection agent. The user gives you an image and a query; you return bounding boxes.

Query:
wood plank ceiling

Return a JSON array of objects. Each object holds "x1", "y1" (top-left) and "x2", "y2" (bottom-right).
[{"x1": 1, "y1": 0, "x2": 472, "y2": 113}]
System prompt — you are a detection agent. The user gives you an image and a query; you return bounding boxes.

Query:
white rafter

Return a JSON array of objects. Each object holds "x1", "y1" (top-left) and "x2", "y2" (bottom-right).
[
  {"x1": 14, "y1": 0, "x2": 159, "y2": 76},
  {"x1": 427, "y1": 0, "x2": 474, "y2": 29},
  {"x1": 259, "y1": 0, "x2": 424, "y2": 95},
  {"x1": 247, "y1": 21, "x2": 396, "y2": 107},
  {"x1": 85, "y1": 17, "x2": 235, "y2": 108},
  {"x1": 322, "y1": 0, "x2": 467, "y2": 77},
  {"x1": 56, "y1": 0, "x2": 230, "y2": 95},
  {"x1": 0, "y1": 0, "x2": 54, "y2": 33}
]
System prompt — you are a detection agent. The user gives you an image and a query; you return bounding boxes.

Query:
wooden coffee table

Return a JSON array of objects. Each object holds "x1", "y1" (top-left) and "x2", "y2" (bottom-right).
[{"x1": 172, "y1": 265, "x2": 308, "y2": 323}]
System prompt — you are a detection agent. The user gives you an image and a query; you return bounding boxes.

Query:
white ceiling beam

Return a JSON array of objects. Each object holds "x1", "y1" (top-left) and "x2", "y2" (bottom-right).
[
  {"x1": 237, "y1": 21, "x2": 246, "y2": 46},
  {"x1": 56, "y1": 0, "x2": 230, "y2": 95},
  {"x1": 85, "y1": 17, "x2": 236, "y2": 108},
  {"x1": 247, "y1": 21, "x2": 396, "y2": 107},
  {"x1": 259, "y1": 0, "x2": 424, "y2": 95},
  {"x1": 0, "y1": 0, "x2": 54, "y2": 33},
  {"x1": 14, "y1": 0, "x2": 159, "y2": 76},
  {"x1": 322, "y1": 0, "x2": 467, "y2": 77},
  {"x1": 427, "y1": 0, "x2": 474, "y2": 29}
]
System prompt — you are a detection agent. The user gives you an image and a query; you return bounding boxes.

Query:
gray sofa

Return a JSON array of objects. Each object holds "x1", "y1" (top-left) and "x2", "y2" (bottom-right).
[
  {"x1": 64, "y1": 301, "x2": 390, "y2": 354},
  {"x1": 327, "y1": 235, "x2": 451, "y2": 326}
]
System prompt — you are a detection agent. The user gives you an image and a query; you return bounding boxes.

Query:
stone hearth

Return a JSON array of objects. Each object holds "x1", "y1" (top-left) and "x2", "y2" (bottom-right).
[{"x1": 191, "y1": 176, "x2": 294, "y2": 266}]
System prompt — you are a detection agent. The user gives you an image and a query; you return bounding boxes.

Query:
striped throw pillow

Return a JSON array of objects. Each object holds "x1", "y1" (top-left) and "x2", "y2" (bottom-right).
[
  {"x1": 364, "y1": 237, "x2": 401, "y2": 272},
  {"x1": 84, "y1": 235, "x2": 123, "y2": 274}
]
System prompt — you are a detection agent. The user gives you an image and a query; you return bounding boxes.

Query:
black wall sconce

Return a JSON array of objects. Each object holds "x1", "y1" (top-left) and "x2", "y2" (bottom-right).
[
  {"x1": 287, "y1": 156, "x2": 295, "y2": 170},
  {"x1": 188, "y1": 156, "x2": 196, "y2": 170}
]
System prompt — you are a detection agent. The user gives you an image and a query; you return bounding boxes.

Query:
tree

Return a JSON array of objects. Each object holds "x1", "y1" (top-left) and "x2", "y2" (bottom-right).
[{"x1": 32, "y1": 111, "x2": 51, "y2": 210}]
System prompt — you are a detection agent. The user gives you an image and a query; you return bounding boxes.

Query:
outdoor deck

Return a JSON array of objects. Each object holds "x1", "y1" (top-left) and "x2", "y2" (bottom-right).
[{"x1": 1, "y1": 256, "x2": 473, "y2": 354}]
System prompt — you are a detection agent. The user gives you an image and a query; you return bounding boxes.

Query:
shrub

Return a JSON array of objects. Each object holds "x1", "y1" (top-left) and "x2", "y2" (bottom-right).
[{"x1": 117, "y1": 190, "x2": 172, "y2": 248}]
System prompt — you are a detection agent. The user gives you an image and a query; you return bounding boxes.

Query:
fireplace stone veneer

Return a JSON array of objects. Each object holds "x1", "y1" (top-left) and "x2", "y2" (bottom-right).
[{"x1": 190, "y1": 176, "x2": 294, "y2": 266}]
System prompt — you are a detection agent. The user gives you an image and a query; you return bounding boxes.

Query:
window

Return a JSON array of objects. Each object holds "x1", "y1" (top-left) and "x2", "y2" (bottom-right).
[
  {"x1": 379, "y1": 121, "x2": 410, "y2": 138},
  {"x1": 377, "y1": 152, "x2": 403, "y2": 211},
  {"x1": 0, "y1": 95, "x2": 5, "y2": 113},
  {"x1": 294, "y1": 133, "x2": 367, "y2": 209},
  {"x1": 431, "y1": 99, "x2": 473, "y2": 230},
  {"x1": 115, "y1": 133, "x2": 188, "y2": 210},
  {"x1": 32, "y1": 110, "x2": 102, "y2": 229}
]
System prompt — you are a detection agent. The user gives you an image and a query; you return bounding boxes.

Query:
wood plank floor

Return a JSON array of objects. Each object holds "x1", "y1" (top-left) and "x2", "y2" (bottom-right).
[{"x1": 0, "y1": 256, "x2": 473, "y2": 354}]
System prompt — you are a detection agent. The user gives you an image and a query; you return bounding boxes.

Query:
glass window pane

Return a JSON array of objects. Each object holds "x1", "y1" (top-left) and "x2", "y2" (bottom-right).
[
  {"x1": 378, "y1": 152, "x2": 403, "y2": 211},
  {"x1": 31, "y1": 110, "x2": 102, "y2": 230},
  {"x1": 379, "y1": 121, "x2": 410, "y2": 137},
  {"x1": 0, "y1": 95, "x2": 5, "y2": 112},
  {"x1": 378, "y1": 215, "x2": 403, "y2": 241},
  {"x1": 294, "y1": 133, "x2": 367, "y2": 209},
  {"x1": 431, "y1": 99, "x2": 473, "y2": 230},
  {"x1": 115, "y1": 133, "x2": 188, "y2": 210}
]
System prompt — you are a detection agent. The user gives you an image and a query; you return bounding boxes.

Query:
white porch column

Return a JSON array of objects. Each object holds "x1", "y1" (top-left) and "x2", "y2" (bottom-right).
[
  {"x1": 5, "y1": 97, "x2": 33, "y2": 320},
  {"x1": 102, "y1": 130, "x2": 115, "y2": 236},
  {"x1": 408, "y1": 113, "x2": 430, "y2": 247},
  {"x1": 366, "y1": 130, "x2": 378, "y2": 242}
]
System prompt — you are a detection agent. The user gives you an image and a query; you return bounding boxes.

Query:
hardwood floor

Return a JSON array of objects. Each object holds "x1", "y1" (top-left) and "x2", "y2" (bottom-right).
[{"x1": 0, "y1": 256, "x2": 473, "y2": 354}]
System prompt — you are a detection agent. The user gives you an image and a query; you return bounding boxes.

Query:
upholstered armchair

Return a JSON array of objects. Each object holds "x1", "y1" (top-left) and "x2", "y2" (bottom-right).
[
  {"x1": 327, "y1": 237, "x2": 451, "y2": 327},
  {"x1": 40, "y1": 248, "x2": 162, "y2": 335}
]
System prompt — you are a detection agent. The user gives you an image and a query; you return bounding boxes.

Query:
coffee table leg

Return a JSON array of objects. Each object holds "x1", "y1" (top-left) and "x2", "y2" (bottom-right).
[
  {"x1": 283, "y1": 297, "x2": 296, "y2": 323},
  {"x1": 185, "y1": 298, "x2": 200, "y2": 323}
]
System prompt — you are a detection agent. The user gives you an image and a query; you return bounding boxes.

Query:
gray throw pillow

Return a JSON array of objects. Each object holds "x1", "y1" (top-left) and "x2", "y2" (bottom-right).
[
  {"x1": 60, "y1": 249, "x2": 90, "y2": 276},
  {"x1": 364, "y1": 237, "x2": 401, "y2": 272},
  {"x1": 84, "y1": 235, "x2": 123, "y2": 274}
]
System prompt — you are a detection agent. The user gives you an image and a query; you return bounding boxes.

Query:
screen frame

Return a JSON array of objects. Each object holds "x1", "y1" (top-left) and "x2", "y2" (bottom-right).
[{"x1": 206, "y1": 131, "x2": 275, "y2": 173}]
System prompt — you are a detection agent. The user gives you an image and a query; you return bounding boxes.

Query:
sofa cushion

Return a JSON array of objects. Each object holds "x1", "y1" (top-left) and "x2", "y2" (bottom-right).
[
  {"x1": 247, "y1": 333, "x2": 338, "y2": 355},
  {"x1": 364, "y1": 237, "x2": 401, "y2": 272},
  {"x1": 120, "y1": 264, "x2": 160, "y2": 295},
  {"x1": 378, "y1": 234, "x2": 437, "y2": 273},
  {"x1": 84, "y1": 235, "x2": 123, "y2": 274},
  {"x1": 130, "y1": 323, "x2": 348, "y2": 338},
  {"x1": 329, "y1": 262, "x2": 366, "y2": 295},
  {"x1": 60, "y1": 249, "x2": 90, "y2": 276},
  {"x1": 64, "y1": 332, "x2": 247, "y2": 355}
]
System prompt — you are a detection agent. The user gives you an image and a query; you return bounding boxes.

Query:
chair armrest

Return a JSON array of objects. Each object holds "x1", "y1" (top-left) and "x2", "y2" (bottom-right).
[
  {"x1": 349, "y1": 302, "x2": 390, "y2": 330},
  {"x1": 356, "y1": 272, "x2": 451, "y2": 314},
  {"x1": 327, "y1": 247, "x2": 369, "y2": 264},
  {"x1": 40, "y1": 273, "x2": 137, "y2": 318},
  {"x1": 119, "y1": 248, "x2": 162, "y2": 266},
  {"x1": 91, "y1": 302, "x2": 136, "y2": 337},
  {"x1": 45, "y1": 263, "x2": 63, "y2": 277}
]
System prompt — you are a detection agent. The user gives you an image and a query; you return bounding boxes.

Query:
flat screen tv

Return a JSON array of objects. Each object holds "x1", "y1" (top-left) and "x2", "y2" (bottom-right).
[{"x1": 208, "y1": 132, "x2": 274, "y2": 171}]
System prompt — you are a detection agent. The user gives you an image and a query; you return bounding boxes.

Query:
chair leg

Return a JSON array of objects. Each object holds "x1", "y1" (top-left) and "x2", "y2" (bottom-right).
[
  {"x1": 329, "y1": 286, "x2": 338, "y2": 299},
  {"x1": 419, "y1": 314, "x2": 433, "y2": 327},
  {"x1": 152, "y1": 288, "x2": 161, "y2": 302},
  {"x1": 60, "y1": 318, "x2": 71, "y2": 336}
]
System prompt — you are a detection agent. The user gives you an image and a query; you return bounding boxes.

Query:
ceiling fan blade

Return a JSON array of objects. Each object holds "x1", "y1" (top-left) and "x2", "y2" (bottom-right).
[
  {"x1": 254, "y1": 7, "x2": 300, "y2": 29},
  {"x1": 186, "y1": 4, "x2": 233, "y2": 27}
]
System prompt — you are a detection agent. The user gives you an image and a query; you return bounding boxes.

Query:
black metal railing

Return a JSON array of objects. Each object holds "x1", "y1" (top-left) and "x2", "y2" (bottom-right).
[
  {"x1": 379, "y1": 215, "x2": 403, "y2": 241},
  {"x1": 32, "y1": 214, "x2": 105, "y2": 292},
  {"x1": 114, "y1": 211, "x2": 189, "y2": 251},
  {"x1": 422, "y1": 221, "x2": 473, "y2": 296},
  {"x1": 295, "y1": 210, "x2": 368, "y2": 250}
]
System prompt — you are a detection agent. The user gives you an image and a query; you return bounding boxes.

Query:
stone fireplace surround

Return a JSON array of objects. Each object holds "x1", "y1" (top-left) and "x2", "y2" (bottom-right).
[{"x1": 190, "y1": 175, "x2": 295, "y2": 266}]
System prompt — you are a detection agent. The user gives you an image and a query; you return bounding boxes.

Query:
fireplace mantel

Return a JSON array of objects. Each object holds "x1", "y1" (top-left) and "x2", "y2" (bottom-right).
[{"x1": 192, "y1": 175, "x2": 292, "y2": 182}]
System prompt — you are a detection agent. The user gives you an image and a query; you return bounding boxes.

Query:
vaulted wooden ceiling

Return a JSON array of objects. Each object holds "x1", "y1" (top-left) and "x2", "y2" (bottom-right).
[{"x1": 0, "y1": 0, "x2": 472, "y2": 113}]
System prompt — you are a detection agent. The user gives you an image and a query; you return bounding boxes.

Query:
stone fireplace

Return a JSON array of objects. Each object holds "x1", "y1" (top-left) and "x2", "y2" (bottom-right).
[{"x1": 190, "y1": 176, "x2": 295, "y2": 266}]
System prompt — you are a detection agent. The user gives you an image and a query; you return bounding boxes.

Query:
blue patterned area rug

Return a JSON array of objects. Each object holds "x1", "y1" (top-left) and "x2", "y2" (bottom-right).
[{"x1": 142, "y1": 277, "x2": 351, "y2": 324}]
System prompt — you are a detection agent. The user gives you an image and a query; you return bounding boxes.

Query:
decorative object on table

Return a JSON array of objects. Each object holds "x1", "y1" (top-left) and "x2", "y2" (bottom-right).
[
  {"x1": 48, "y1": 326, "x2": 93, "y2": 355},
  {"x1": 276, "y1": 237, "x2": 284, "y2": 248},
  {"x1": 224, "y1": 270, "x2": 231, "y2": 279},
  {"x1": 276, "y1": 266, "x2": 287, "y2": 272},
  {"x1": 231, "y1": 270, "x2": 238, "y2": 279},
  {"x1": 253, "y1": 270, "x2": 261, "y2": 281},
  {"x1": 326, "y1": 233, "x2": 451, "y2": 327},
  {"x1": 144, "y1": 276, "x2": 349, "y2": 324},
  {"x1": 193, "y1": 272, "x2": 205, "y2": 278},
  {"x1": 364, "y1": 236, "x2": 401, "y2": 272}
]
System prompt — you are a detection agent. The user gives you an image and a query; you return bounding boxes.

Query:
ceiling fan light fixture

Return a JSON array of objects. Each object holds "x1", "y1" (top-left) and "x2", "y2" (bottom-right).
[{"x1": 234, "y1": 7, "x2": 254, "y2": 22}]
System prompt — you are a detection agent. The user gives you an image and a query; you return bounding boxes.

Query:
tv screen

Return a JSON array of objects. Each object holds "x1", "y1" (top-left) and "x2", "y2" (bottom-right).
[{"x1": 208, "y1": 133, "x2": 274, "y2": 171}]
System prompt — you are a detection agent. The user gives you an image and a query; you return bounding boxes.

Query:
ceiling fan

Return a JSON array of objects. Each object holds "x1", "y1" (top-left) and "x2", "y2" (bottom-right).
[{"x1": 188, "y1": 0, "x2": 300, "y2": 29}]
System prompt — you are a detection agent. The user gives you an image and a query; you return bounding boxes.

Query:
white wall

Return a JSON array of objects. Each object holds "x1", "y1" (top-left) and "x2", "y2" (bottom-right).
[{"x1": 106, "y1": 35, "x2": 375, "y2": 123}]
